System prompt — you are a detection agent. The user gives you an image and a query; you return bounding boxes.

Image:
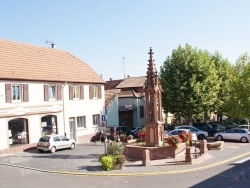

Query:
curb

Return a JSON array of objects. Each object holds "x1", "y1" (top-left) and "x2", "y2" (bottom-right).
[{"x1": 1, "y1": 151, "x2": 250, "y2": 176}]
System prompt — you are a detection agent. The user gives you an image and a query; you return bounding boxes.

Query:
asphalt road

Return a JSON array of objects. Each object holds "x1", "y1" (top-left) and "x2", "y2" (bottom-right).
[{"x1": 1, "y1": 140, "x2": 250, "y2": 187}]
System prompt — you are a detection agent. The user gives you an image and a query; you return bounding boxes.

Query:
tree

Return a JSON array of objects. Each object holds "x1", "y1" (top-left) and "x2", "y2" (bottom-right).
[
  {"x1": 223, "y1": 53, "x2": 250, "y2": 124},
  {"x1": 160, "y1": 44, "x2": 220, "y2": 123},
  {"x1": 209, "y1": 52, "x2": 233, "y2": 121}
]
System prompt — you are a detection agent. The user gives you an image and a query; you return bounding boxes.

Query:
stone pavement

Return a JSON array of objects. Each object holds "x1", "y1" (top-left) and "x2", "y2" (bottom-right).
[{"x1": 1, "y1": 141, "x2": 250, "y2": 176}]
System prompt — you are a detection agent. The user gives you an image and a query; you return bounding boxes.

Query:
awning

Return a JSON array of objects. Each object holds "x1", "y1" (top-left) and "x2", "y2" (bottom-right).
[{"x1": 119, "y1": 105, "x2": 137, "y2": 111}]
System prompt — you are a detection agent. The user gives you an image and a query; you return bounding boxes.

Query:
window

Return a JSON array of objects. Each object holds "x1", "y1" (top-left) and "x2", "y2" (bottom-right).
[
  {"x1": 44, "y1": 85, "x2": 62, "y2": 101},
  {"x1": 12, "y1": 85, "x2": 21, "y2": 101},
  {"x1": 140, "y1": 106, "x2": 144, "y2": 118},
  {"x1": 73, "y1": 86, "x2": 79, "y2": 99},
  {"x1": 5, "y1": 84, "x2": 29, "y2": 103},
  {"x1": 49, "y1": 85, "x2": 56, "y2": 99},
  {"x1": 89, "y1": 85, "x2": 102, "y2": 99},
  {"x1": 53, "y1": 136, "x2": 61, "y2": 142},
  {"x1": 92, "y1": 114, "x2": 100, "y2": 125},
  {"x1": 69, "y1": 85, "x2": 84, "y2": 100},
  {"x1": 77, "y1": 116, "x2": 86, "y2": 128}
]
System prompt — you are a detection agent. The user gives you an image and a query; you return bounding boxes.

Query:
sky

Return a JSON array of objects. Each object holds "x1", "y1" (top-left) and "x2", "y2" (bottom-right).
[{"x1": 1, "y1": 1, "x2": 250, "y2": 81}]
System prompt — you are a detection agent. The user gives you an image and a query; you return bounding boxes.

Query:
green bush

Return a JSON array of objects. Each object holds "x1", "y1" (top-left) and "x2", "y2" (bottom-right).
[
  {"x1": 107, "y1": 142, "x2": 125, "y2": 155},
  {"x1": 99, "y1": 155, "x2": 113, "y2": 171}
]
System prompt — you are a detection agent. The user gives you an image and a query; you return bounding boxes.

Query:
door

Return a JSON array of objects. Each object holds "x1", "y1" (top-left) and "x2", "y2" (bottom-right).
[
  {"x1": 69, "y1": 118, "x2": 76, "y2": 140},
  {"x1": 119, "y1": 111, "x2": 133, "y2": 128}
]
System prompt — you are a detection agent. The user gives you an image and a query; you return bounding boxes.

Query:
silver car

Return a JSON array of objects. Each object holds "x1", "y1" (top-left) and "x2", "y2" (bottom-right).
[
  {"x1": 164, "y1": 129, "x2": 197, "y2": 141},
  {"x1": 175, "y1": 125, "x2": 208, "y2": 140},
  {"x1": 214, "y1": 128, "x2": 250, "y2": 143},
  {"x1": 37, "y1": 134, "x2": 76, "y2": 153}
]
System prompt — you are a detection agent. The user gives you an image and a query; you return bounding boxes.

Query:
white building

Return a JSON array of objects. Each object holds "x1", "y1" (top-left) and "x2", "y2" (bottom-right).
[{"x1": 0, "y1": 39, "x2": 105, "y2": 154}]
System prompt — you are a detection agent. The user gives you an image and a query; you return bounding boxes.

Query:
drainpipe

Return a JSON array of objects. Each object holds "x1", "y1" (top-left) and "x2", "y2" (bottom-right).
[{"x1": 62, "y1": 83, "x2": 67, "y2": 136}]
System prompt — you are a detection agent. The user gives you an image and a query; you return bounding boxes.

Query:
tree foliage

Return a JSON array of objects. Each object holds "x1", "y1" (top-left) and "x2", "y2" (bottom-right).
[
  {"x1": 160, "y1": 44, "x2": 220, "y2": 121},
  {"x1": 223, "y1": 53, "x2": 250, "y2": 120}
]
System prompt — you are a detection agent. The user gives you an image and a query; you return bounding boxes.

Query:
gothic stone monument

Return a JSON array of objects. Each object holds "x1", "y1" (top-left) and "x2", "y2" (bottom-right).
[{"x1": 144, "y1": 47, "x2": 164, "y2": 147}]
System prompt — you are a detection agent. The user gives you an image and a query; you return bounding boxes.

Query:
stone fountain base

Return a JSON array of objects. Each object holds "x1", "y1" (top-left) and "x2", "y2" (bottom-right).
[{"x1": 125, "y1": 143, "x2": 186, "y2": 160}]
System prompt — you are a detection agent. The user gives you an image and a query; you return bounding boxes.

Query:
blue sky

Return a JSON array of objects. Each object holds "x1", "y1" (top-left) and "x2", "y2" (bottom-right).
[{"x1": 1, "y1": 1, "x2": 250, "y2": 81}]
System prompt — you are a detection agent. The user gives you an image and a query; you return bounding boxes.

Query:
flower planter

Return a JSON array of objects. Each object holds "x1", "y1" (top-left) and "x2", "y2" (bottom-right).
[{"x1": 113, "y1": 163, "x2": 123, "y2": 170}]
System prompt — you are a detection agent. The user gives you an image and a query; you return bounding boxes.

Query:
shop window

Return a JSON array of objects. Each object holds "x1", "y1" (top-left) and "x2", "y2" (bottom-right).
[
  {"x1": 41, "y1": 115, "x2": 57, "y2": 136},
  {"x1": 8, "y1": 118, "x2": 29, "y2": 145}
]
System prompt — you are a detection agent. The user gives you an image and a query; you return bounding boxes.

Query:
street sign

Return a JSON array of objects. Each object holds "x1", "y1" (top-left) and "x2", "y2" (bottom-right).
[{"x1": 101, "y1": 115, "x2": 106, "y2": 121}]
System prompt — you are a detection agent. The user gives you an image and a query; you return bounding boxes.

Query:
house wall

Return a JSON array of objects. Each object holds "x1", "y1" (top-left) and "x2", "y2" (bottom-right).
[
  {"x1": 105, "y1": 95, "x2": 119, "y2": 126},
  {"x1": 0, "y1": 81, "x2": 104, "y2": 153}
]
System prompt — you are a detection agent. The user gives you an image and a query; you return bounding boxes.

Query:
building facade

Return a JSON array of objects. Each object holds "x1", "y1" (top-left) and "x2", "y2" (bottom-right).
[
  {"x1": 105, "y1": 76, "x2": 146, "y2": 129},
  {"x1": 0, "y1": 39, "x2": 105, "y2": 154}
]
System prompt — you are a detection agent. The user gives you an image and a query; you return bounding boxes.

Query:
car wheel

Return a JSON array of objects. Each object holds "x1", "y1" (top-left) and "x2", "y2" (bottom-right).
[
  {"x1": 50, "y1": 146, "x2": 56, "y2": 153},
  {"x1": 70, "y1": 143, "x2": 75, "y2": 150},
  {"x1": 240, "y1": 137, "x2": 248, "y2": 143},
  {"x1": 198, "y1": 134, "x2": 205, "y2": 140},
  {"x1": 216, "y1": 135, "x2": 223, "y2": 141}
]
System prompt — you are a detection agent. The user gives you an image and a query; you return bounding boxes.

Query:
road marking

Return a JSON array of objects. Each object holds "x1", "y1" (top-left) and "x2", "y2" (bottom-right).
[{"x1": 233, "y1": 156, "x2": 250, "y2": 164}]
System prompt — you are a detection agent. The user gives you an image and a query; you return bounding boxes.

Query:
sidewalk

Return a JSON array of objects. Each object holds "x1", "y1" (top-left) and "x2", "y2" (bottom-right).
[{"x1": 1, "y1": 142, "x2": 250, "y2": 176}]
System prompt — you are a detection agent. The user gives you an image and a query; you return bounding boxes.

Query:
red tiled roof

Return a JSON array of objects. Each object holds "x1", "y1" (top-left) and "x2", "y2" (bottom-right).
[
  {"x1": 116, "y1": 76, "x2": 146, "y2": 88},
  {"x1": 0, "y1": 39, "x2": 105, "y2": 83},
  {"x1": 105, "y1": 79, "x2": 123, "y2": 90},
  {"x1": 105, "y1": 89, "x2": 120, "y2": 107}
]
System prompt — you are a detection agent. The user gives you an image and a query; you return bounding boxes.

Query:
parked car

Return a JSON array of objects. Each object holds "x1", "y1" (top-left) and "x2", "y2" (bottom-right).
[
  {"x1": 37, "y1": 134, "x2": 76, "y2": 153},
  {"x1": 164, "y1": 123, "x2": 178, "y2": 132},
  {"x1": 220, "y1": 121, "x2": 239, "y2": 130},
  {"x1": 175, "y1": 125, "x2": 208, "y2": 140},
  {"x1": 209, "y1": 123, "x2": 226, "y2": 132},
  {"x1": 238, "y1": 125, "x2": 250, "y2": 130},
  {"x1": 192, "y1": 122, "x2": 219, "y2": 136},
  {"x1": 164, "y1": 129, "x2": 197, "y2": 141},
  {"x1": 214, "y1": 128, "x2": 250, "y2": 143},
  {"x1": 105, "y1": 126, "x2": 132, "y2": 141},
  {"x1": 130, "y1": 127, "x2": 144, "y2": 138}
]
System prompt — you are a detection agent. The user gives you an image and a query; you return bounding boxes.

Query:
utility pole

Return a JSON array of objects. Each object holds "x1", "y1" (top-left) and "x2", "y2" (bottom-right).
[{"x1": 122, "y1": 57, "x2": 126, "y2": 79}]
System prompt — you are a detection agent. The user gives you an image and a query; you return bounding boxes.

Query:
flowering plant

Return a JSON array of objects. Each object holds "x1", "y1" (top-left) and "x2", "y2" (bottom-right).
[
  {"x1": 112, "y1": 154, "x2": 126, "y2": 164},
  {"x1": 178, "y1": 132, "x2": 192, "y2": 142},
  {"x1": 137, "y1": 127, "x2": 146, "y2": 139},
  {"x1": 166, "y1": 136, "x2": 182, "y2": 149},
  {"x1": 119, "y1": 134, "x2": 127, "y2": 142}
]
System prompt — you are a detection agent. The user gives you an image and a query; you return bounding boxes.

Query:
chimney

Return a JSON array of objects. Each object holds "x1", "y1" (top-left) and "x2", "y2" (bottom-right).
[
  {"x1": 110, "y1": 78, "x2": 113, "y2": 81},
  {"x1": 51, "y1": 43, "x2": 56, "y2": 49},
  {"x1": 127, "y1": 75, "x2": 130, "y2": 78}
]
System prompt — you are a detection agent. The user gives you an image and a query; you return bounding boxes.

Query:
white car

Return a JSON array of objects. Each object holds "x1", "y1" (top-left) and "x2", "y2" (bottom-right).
[
  {"x1": 175, "y1": 125, "x2": 208, "y2": 140},
  {"x1": 164, "y1": 129, "x2": 197, "y2": 141},
  {"x1": 214, "y1": 128, "x2": 250, "y2": 143},
  {"x1": 37, "y1": 134, "x2": 76, "y2": 153}
]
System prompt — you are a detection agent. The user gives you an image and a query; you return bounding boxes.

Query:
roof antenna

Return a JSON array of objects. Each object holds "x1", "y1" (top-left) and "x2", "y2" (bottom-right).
[
  {"x1": 46, "y1": 40, "x2": 56, "y2": 48},
  {"x1": 122, "y1": 57, "x2": 126, "y2": 79}
]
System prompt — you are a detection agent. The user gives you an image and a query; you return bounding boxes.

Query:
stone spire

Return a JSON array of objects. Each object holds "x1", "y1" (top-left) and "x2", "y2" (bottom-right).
[{"x1": 144, "y1": 47, "x2": 164, "y2": 147}]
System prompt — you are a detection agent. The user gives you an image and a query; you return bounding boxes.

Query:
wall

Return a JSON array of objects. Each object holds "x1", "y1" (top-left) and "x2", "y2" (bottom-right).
[{"x1": 105, "y1": 95, "x2": 119, "y2": 127}]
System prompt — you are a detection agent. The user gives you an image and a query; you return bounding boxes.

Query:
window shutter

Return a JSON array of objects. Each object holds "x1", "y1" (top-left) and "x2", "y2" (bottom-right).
[
  {"x1": 57, "y1": 85, "x2": 62, "y2": 100},
  {"x1": 98, "y1": 85, "x2": 101, "y2": 99},
  {"x1": 5, "y1": 84, "x2": 12, "y2": 103},
  {"x1": 80, "y1": 85, "x2": 84, "y2": 99},
  {"x1": 69, "y1": 85, "x2": 73, "y2": 100},
  {"x1": 89, "y1": 86, "x2": 93, "y2": 99},
  {"x1": 44, "y1": 85, "x2": 49, "y2": 101},
  {"x1": 23, "y1": 84, "x2": 29, "y2": 102}
]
